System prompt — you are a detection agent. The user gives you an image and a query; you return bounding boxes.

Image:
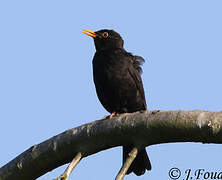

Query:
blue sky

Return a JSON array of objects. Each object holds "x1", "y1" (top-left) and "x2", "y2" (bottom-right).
[{"x1": 0, "y1": 0, "x2": 222, "y2": 179}]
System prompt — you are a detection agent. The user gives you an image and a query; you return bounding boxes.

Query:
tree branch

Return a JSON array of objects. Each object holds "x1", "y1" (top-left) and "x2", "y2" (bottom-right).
[
  {"x1": 1, "y1": 110, "x2": 222, "y2": 180},
  {"x1": 54, "y1": 152, "x2": 82, "y2": 180},
  {"x1": 115, "y1": 147, "x2": 138, "y2": 180}
]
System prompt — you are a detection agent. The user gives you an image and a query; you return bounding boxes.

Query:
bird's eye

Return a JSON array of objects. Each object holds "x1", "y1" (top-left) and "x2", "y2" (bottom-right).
[{"x1": 102, "y1": 32, "x2": 109, "y2": 38}]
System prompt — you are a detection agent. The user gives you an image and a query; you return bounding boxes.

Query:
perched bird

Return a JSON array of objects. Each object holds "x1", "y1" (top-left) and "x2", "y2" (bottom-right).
[{"x1": 83, "y1": 29, "x2": 151, "y2": 176}]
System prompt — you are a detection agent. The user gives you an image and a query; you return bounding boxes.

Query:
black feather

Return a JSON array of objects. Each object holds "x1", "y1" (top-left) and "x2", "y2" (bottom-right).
[{"x1": 89, "y1": 29, "x2": 150, "y2": 176}]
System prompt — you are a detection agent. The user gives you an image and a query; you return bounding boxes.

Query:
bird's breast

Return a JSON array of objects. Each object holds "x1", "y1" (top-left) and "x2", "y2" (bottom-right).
[{"x1": 93, "y1": 51, "x2": 128, "y2": 75}]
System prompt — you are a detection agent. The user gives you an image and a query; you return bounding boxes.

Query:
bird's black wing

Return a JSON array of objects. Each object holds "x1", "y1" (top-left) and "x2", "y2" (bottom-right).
[{"x1": 127, "y1": 54, "x2": 147, "y2": 110}]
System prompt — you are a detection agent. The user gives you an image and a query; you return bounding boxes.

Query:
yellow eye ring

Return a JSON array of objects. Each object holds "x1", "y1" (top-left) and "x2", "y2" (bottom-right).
[{"x1": 102, "y1": 32, "x2": 109, "y2": 38}]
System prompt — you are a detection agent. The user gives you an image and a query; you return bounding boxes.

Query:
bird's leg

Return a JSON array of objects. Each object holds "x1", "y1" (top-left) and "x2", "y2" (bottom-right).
[
  {"x1": 115, "y1": 147, "x2": 138, "y2": 180},
  {"x1": 151, "y1": 110, "x2": 160, "y2": 114},
  {"x1": 109, "y1": 112, "x2": 117, "y2": 119},
  {"x1": 54, "y1": 152, "x2": 82, "y2": 180},
  {"x1": 104, "y1": 112, "x2": 117, "y2": 119}
]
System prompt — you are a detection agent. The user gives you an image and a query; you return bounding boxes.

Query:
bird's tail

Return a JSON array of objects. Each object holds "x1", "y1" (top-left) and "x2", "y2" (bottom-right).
[{"x1": 123, "y1": 145, "x2": 151, "y2": 176}]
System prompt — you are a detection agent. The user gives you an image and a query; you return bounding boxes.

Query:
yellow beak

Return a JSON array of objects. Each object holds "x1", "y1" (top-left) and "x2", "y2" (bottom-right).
[{"x1": 83, "y1": 29, "x2": 96, "y2": 38}]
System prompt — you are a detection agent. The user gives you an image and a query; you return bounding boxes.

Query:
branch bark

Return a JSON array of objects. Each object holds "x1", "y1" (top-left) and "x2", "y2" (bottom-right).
[{"x1": 1, "y1": 110, "x2": 222, "y2": 180}]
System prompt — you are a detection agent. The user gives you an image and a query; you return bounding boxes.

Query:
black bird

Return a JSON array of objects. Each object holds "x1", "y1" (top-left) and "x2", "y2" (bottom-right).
[{"x1": 83, "y1": 29, "x2": 151, "y2": 176}]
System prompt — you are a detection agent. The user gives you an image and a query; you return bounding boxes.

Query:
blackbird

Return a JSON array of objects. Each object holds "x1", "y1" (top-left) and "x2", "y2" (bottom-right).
[{"x1": 83, "y1": 29, "x2": 151, "y2": 176}]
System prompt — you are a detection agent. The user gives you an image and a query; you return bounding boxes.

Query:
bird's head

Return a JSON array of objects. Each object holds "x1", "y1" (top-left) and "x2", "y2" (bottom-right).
[{"x1": 83, "y1": 29, "x2": 124, "y2": 51}]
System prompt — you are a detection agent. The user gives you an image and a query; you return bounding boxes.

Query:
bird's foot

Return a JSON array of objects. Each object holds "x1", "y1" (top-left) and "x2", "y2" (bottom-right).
[
  {"x1": 104, "y1": 112, "x2": 119, "y2": 119},
  {"x1": 109, "y1": 112, "x2": 117, "y2": 119},
  {"x1": 139, "y1": 109, "x2": 146, "y2": 113},
  {"x1": 151, "y1": 110, "x2": 160, "y2": 114}
]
